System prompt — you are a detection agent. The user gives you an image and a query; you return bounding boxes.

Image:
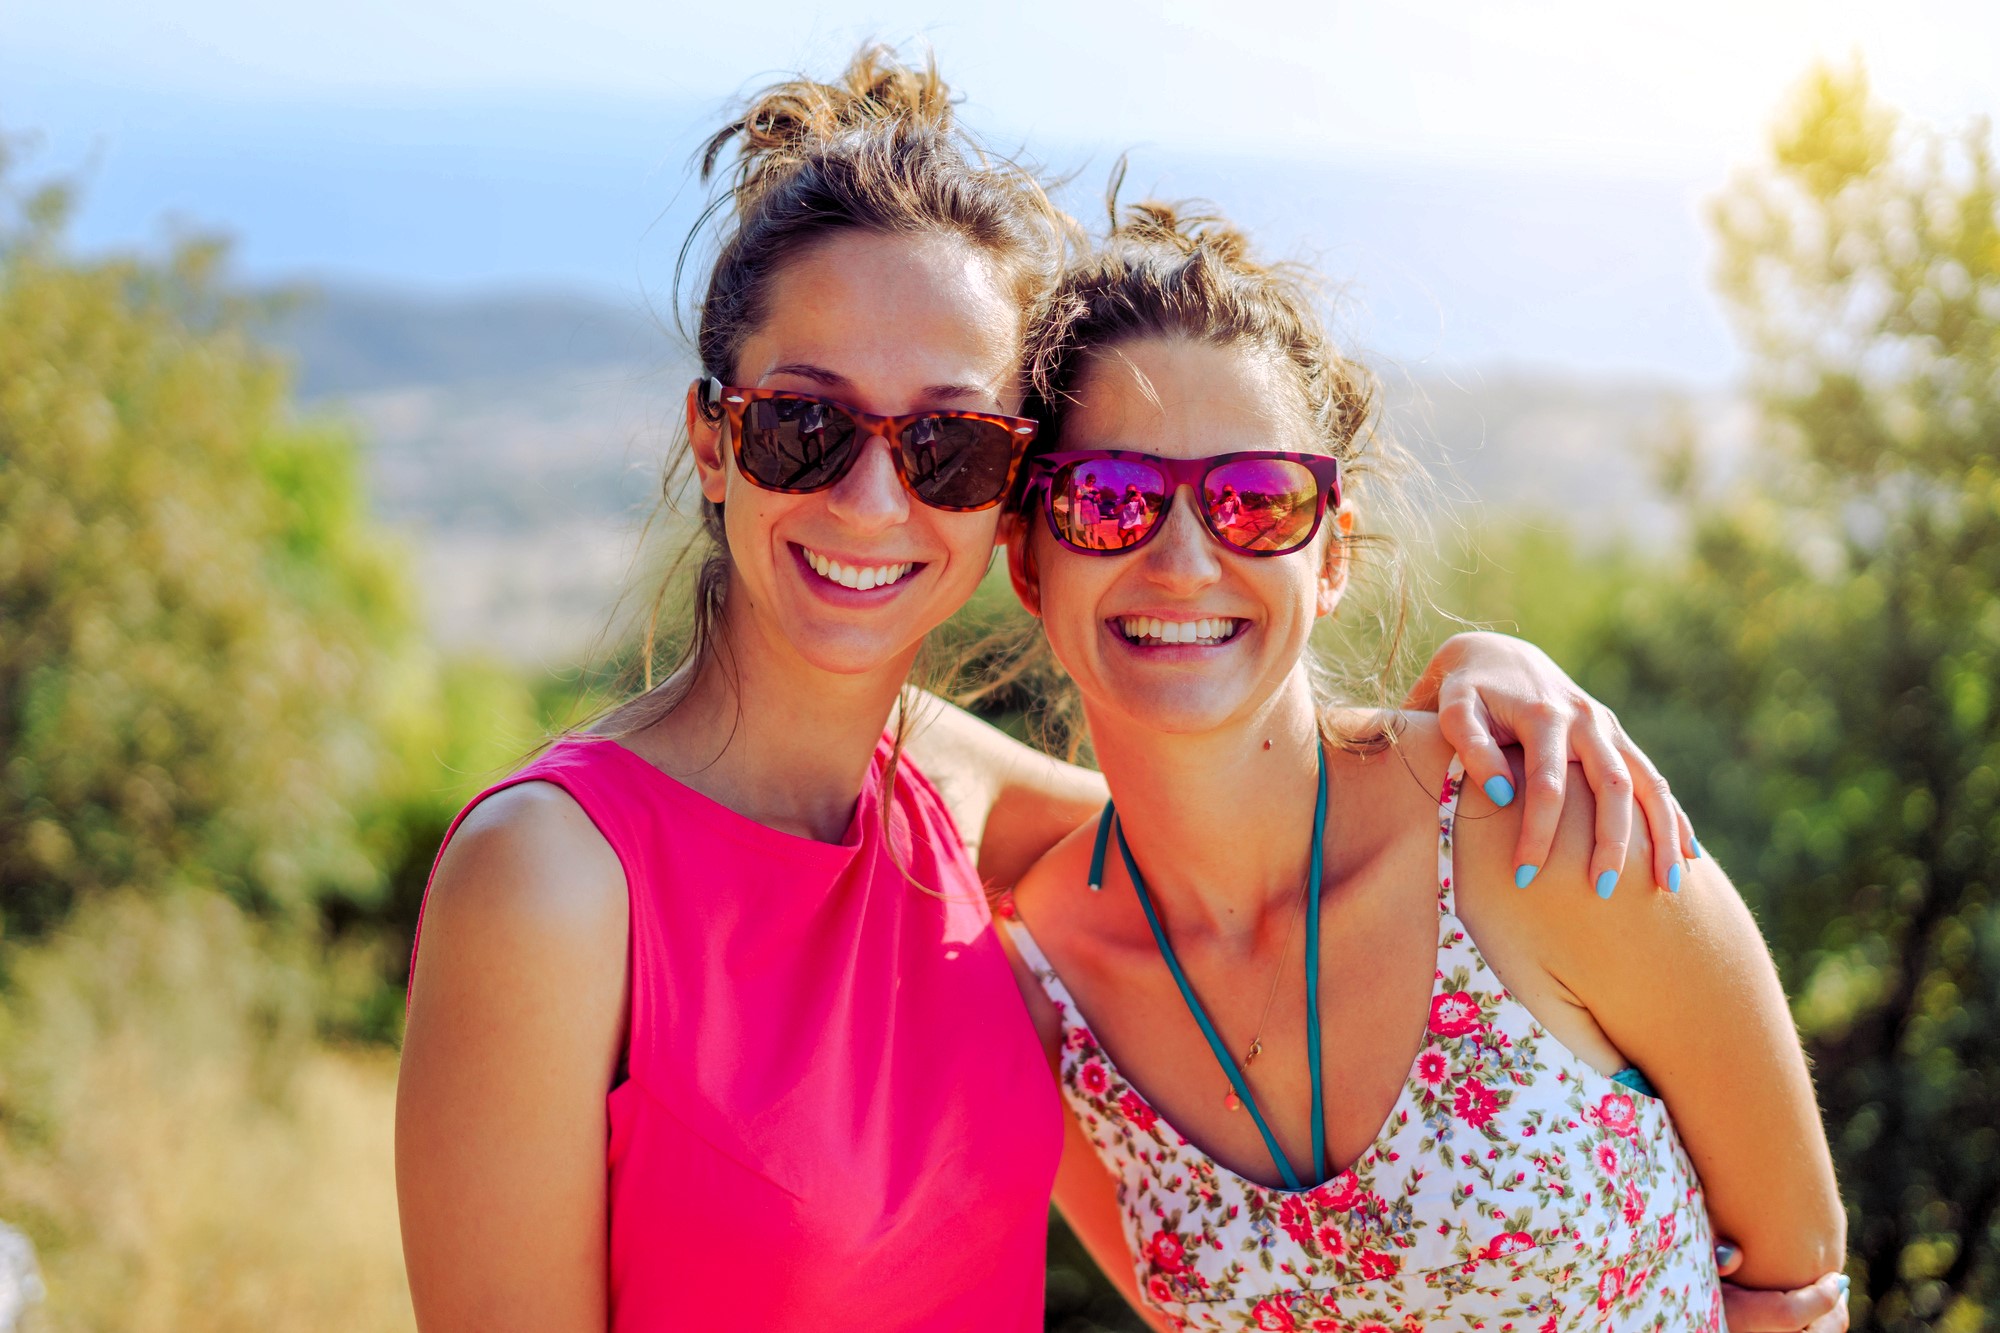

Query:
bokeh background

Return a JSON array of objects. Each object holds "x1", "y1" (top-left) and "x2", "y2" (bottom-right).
[{"x1": 3, "y1": 2, "x2": 1998, "y2": 1329}]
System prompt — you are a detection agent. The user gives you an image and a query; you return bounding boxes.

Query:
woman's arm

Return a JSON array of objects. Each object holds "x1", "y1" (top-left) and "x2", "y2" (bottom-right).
[
  {"x1": 1461, "y1": 764, "x2": 1845, "y2": 1290},
  {"x1": 913, "y1": 630, "x2": 1693, "y2": 894},
  {"x1": 396, "y1": 784, "x2": 628, "y2": 1333},
  {"x1": 899, "y1": 689, "x2": 1106, "y2": 887}
]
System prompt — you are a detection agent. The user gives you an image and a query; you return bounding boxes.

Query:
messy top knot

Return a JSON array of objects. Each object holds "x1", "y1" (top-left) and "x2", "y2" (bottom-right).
[
  {"x1": 698, "y1": 45, "x2": 956, "y2": 213},
  {"x1": 1026, "y1": 189, "x2": 1375, "y2": 463},
  {"x1": 685, "y1": 43, "x2": 1064, "y2": 385}
]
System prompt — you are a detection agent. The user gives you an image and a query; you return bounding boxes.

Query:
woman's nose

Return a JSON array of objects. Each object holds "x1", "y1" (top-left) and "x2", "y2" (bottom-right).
[
  {"x1": 823, "y1": 434, "x2": 910, "y2": 532},
  {"x1": 1142, "y1": 486, "x2": 1222, "y2": 588}
]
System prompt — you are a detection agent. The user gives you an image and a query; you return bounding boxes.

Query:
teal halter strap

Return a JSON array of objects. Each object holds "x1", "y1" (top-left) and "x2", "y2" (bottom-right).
[{"x1": 1098, "y1": 746, "x2": 1329, "y2": 1191}]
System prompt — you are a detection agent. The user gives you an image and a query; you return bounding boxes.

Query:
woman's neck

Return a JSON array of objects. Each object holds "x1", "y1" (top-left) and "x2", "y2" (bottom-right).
[
  {"x1": 1084, "y1": 669, "x2": 1328, "y2": 946},
  {"x1": 626, "y1": 590, "x2": 918, "y2": 844}
]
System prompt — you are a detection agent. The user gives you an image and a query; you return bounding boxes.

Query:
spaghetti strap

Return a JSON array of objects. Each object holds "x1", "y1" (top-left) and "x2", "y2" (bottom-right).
[
  {"x1": 1001, "y1": 917, "x2": 1088, "y2": 1030},
  {"x1": 1436, "y1": 757, "x2": 1468, "y2": 918}
]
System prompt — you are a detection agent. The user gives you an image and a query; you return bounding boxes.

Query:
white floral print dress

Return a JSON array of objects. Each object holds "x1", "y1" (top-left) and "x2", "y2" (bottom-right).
[{"x1": 1004, "y1": 761, "x2": 1723, "y2": 1332}]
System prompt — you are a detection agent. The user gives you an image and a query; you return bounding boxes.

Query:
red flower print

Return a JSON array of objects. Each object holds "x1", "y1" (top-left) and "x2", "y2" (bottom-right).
[
  {"x1": 1312, "y1": 1170, "x2": 1363, "y2": 1212},
  {"x1": 1278, "y1": 1195, "x2": 1315, "y2": 1246},
  {"x1": 1359, "y1": 1249, "x2": 1400, "y2": 1281},
  {"x1": 1310, "y1": 1321, "x2": 1342, "y2": 1333},
  {"x1": 1627, "y1": 1265, "x2": 1651, "y2": 1297},
  {"x1": 1250, "y1": 1297, "x2": 1297, "y2": 1331},
  {"x1": 1147, "y1": 1273, "x2": 1176, "y2": 1306},
  {"x1": 1079, "y1": 1060, "x2": 1109, "y2": 1095},
  {"x1": 1066, "y1": 1026, "x2": 1092, "y2": 1051},
  {"x1": 1453, "y1": 1079, "x2": 1500, "y2": 1129},
  {"x1": 1479, "y1": 1230, "x2": 1536, "y2": 1260},
  {"x1": 1539, "y1": 1320, "x2": 1559, "y2": 1333},
  {"x1": 1587, "y1": 1091, "x2": 1640, "y2": 1138},
  {"x1": 1119, "y1": 1088, "x2": 1160, "y2": 1131},
  {"x1": 1597, "y1": 1265, "x2": 1627, "y2": 1311},
  {"x1": 1148, "y1": 1229, "x2": 1188, "y2": 1273},
  {"x1": 1594, "y1": 1143, "x2": 1620, "y2": 1176},
  {"x1": 1316, "y1": 1223, "x2": 1346, "y2": 1257},
  {"x1": 1656, "y1": 1213, "x2": 1677, "y2": 1252},
  {"x1": 1622, "y1": 1179, "x2": 1645, "y2": 1224},
  {"x1": 1417, "y1": 1050, "x2": 1448, "y2": 1086},
  {"x1": 1428, "y1": 991, "x2": 1483, "y2": 1037}
]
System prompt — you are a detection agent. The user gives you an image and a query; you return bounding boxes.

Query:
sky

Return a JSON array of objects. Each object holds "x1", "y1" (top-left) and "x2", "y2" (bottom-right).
[{"x1": 6, "y1": 0, "x2": 1996, "y2": 380}]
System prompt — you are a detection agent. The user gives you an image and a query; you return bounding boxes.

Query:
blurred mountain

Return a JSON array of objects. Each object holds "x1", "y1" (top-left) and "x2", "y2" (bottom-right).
[
  {"x1": 274, "y1": 285, "x2": 1743, "y2": 662},
  {"x1": 261, "y1": 285, "x2": 670, "y2": 398}
]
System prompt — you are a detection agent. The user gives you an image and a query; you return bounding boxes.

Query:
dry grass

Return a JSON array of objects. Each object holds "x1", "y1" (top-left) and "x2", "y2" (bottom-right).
[{"x1": 0, "y1": 892, "x2": 413, "y2": 1333}]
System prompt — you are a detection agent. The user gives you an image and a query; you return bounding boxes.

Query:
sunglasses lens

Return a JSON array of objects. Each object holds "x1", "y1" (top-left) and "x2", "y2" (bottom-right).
[
  {"x1": 1204, "y1": 458, "x2": 1323, "y2": 552},
  {"x1": 899, "y1": 416, "x2": 1022, "y2": 509},
  {"x1": 736, "y1": 395, "x2": 859, "y2": 491},
  {"x1": 1049, "y1": 458, "x2": 1166, "y2": 550}
]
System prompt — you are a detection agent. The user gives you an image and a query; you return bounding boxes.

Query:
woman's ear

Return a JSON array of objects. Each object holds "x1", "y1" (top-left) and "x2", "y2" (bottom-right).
[
  {"x1": 687, "y1": 382, "x2": 729, "y2": 505},
  {"x1": 1003, "y1": 512, "x2": 1043, "y2": 619},
  {"x1": 1315, "y1": 508, "x2": 1355, "y2": 618}
]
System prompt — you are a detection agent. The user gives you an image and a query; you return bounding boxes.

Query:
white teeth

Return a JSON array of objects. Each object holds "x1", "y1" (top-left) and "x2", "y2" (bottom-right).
[
  {"x1": 1117, "y1": 616, "x2": 1242, "y2": 646},
  {"x1": 803, "y1": 548, "x2": 912, "y2": 591}
]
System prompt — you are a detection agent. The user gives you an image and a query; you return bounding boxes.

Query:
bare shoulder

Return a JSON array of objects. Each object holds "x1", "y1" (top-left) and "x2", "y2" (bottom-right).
[
  {"x1": 1009, "y1": 808, "x2": 1101, "y2": 928},
  {"x1": 410, "y1": 781, "x2": 628, "y2": 1020},
  {"x1": 428, "y1": 781, "x2": 626, "y2": 936}
]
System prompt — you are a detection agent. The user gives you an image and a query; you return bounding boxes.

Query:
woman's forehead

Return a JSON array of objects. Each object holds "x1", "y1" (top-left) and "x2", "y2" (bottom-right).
[
  {"x1": 1067, "y1": 339, "x2": 1314, "y2": 453},
  {"x1": 737, "y1": 231, "x2": 1023, "y2": 405}
]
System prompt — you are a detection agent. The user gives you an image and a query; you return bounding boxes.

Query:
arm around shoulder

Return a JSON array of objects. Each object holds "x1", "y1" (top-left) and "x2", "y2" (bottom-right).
[
  {"x1": 901, "y1": 688, "x2": 1107, "y2": 889},
  {"x1": 1518, "y1": 781, "x2": 1846, "y2": 1290},
  {"x1": 397, "y1": 782, "x2": 629, "y2": 1333}
]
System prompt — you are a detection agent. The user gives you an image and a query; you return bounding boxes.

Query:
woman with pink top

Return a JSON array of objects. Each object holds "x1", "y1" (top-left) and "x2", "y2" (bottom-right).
[{"x1": 395, "y1": 48, "x2": 1719, "y2": 1333}]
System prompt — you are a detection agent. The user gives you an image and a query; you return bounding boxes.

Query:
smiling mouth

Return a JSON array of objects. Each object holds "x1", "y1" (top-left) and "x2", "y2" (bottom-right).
[
  {"x1": 1114, "y1": 616, "x2": 1247, "y2": 647},
  {"x1": 799, "y1": 545, "x2": 921, "y2": 592}
]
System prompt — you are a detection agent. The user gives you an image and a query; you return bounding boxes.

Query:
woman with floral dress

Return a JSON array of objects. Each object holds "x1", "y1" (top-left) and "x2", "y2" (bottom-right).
[{"x1": 998, "y1": 203, "x2": 1849, "y2": 1331}]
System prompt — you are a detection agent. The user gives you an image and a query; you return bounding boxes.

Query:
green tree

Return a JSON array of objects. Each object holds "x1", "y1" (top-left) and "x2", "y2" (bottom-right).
[
  {"x1": 0, "y1": 147, "x2": 418, "y2": 938},
  {"x1": 1496, "y1": 66, "x2": 2000, "y2": 1330}
]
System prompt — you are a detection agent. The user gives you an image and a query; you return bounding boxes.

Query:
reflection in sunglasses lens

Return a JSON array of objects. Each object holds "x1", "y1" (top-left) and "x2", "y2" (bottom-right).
[
  {"x1": 1053, "y1": 459, "x2": 1165, "y2": 549},
  {"x1": 1205, "y1": 458, "x2": 1319, "y2": 551},
  {"x1": 741, "y1": 396, "x2": 858, "y2": 490},
  {"x1": 903, "y1": 416, "x2": 1017, "y2": 509}
]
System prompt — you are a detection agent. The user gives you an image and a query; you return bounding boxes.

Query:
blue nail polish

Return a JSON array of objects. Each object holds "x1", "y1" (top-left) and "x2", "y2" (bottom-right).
[
  {"x1": 1484, "y1": 775, "x2": 1515, "y2": 807},
  {"x1": 1514, "y1": 864, "x2": 1539, "y2": 889},
  {"x1": 1668, "y1": 863, "x2": 1683, "y2": 893},
  {"x1": 1713, "y1": 1242, "x2": 1740, "y2": 1269},
  {"x1": 1836, "y1": 1275, "x2": 1850, "y2": 1297},
  {"x1": 1595, "y1": 870, "x2": 1618, "y2": 899},
  {"x1": 1690, "y1": 834, "x2": 1702, "y2": 859}
]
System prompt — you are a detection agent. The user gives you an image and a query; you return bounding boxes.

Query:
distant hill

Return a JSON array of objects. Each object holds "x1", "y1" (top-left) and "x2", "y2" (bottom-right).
[
  {"x1": 260, "y1": 286, "x2": 673, "y2": 399},
  {"x1": 270, "y1": 285, "x2": 1740, "y2": 661}
]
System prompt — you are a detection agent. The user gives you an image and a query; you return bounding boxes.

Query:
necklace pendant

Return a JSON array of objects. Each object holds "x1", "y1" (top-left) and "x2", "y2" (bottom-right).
[
  {"x1": 1224, "y1": 1089, "x2": 1243, "y2": 1112},
  {"x1": 1244, "y1": 1038, "x2": 1263, "y2": 1065}
]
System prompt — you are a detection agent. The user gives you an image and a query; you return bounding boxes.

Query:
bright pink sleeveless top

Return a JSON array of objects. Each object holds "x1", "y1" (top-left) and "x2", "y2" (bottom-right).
[{"x1": 410, "y1": 733, "x2": 1063, "y2": 1331}]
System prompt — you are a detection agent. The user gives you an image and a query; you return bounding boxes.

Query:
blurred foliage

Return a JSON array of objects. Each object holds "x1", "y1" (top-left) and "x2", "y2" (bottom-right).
[
  {"x1": 0, "y1": 145, "x2": 400, "y2": 936},
  {"x1": 1455, "y1": 64, "x2": 1999, "y2": 1331}
]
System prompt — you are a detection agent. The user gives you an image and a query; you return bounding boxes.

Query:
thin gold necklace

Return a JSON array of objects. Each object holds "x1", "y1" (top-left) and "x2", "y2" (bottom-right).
[{"x1": 1226, "y1": 868, "x2": 1313, "y2": 1111}]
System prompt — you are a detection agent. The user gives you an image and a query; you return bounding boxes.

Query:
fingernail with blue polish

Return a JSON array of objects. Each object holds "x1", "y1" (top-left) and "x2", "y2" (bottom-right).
[
  {"x1": 1514, "y1": 864, "x2": 1539, "y2": 889},
  {"x1": 1713, "y1": 1242, "x2": 1740, "y2": 1269},
  {"x1": 1836, "y1": 1275, "x2": 1851, "y2": 1297},
  {"x1": 1690, "y1": 834, "x2": 1702, "y2": 859},
  {"x1": 1595, "y1": 870, "x2": 1618, "y2": 900},
  {"x1": 1668, "y1": 863, "x2": 1683, "y2": 893},
  {"x1": 1484, "y1": 775, "x2": 1515, "y2": 807}
]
